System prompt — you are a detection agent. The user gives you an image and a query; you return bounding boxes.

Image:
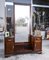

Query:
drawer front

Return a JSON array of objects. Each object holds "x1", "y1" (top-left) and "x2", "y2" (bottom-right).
[
  {"x1": 35, "y1": 37, "x2": 41, "y2": 41},
  {"x1": 5, "y1": 39, "x2": 14, "y2": 45}
]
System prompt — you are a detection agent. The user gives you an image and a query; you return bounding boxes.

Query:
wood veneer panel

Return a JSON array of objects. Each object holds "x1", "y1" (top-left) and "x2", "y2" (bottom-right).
[
  {"x1": 34, "y1": 37, "x2": 42, "y2": 53},
  {"x1": 14, "y1": 42, "x2": 32, "y2": 54}
]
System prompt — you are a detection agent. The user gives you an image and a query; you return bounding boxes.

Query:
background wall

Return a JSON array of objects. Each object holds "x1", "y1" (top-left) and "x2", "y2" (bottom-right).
[
  {"x1": 0, "y1": 0, "x2": 5, "y2": 29},
  {"x1": 5, "y1": 0, "x2": 31, "y2": 17}
]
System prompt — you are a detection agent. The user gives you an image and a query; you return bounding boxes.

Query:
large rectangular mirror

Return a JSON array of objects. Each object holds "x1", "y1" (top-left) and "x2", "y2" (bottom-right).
[{"x1": 14, "y1": 4, "x2": 30, "y2": 42}]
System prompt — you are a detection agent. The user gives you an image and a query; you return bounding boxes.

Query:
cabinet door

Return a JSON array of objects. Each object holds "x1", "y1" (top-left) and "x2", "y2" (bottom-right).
[
  {"x1": 34, "y1": 37, "x2": 42, "y2": 52},
  {"x1": 5, "y1": 38, "x2": 14, "y2": 54}
]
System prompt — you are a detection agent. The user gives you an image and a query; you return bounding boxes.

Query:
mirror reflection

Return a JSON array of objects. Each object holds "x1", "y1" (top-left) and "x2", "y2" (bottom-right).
[{"x1": 15, "y1": 5, "x2": 30, "y2": 42}]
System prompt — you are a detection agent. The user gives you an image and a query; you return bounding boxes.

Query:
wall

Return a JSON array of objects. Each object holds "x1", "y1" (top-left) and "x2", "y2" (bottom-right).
[
  {"x1": 5, "y1": 0, "x2": 31, "y2": 17},
  {"x1": 0, "y1": 0, "x2": 5, "y2": 29}
]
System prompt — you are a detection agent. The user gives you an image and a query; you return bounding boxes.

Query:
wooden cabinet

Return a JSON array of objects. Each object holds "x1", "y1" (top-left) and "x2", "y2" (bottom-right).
[
  {"x1": 31, "y1": 36, "x2": 42, "y2": 53},
  {"x1": 34, "y1": 37, "x2": 42, "y2": 53},
  {"x1": 5, "y1": 37, "x2": 14, "y2": 56}
]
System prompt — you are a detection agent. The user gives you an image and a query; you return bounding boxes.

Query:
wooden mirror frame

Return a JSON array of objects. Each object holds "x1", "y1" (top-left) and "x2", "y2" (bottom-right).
[{"x1": 13, "y1": 3, "x2": 31, "y2": 43}]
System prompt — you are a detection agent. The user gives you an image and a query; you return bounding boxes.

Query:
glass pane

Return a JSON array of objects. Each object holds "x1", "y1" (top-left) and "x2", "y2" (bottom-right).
[
  {"x1": 32, "y1": 6, "x2": 49, "y2": 39},
  {"x1": 15, "y1": 5, "x2": 30, "y2": 42}
]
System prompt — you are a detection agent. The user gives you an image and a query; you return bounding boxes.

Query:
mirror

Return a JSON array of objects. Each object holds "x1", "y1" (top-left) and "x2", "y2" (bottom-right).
[{"x1": 15, "y1": 4, "x2": 30, "y2": 42}]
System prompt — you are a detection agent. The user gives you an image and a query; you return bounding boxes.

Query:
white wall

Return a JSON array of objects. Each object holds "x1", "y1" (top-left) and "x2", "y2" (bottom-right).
[
  {"x1": 0, "y1": 0, "x2": 5, "y2": 30},
  {"x1": 0, "y1": 0, "x2": 5, "y2": 51}
]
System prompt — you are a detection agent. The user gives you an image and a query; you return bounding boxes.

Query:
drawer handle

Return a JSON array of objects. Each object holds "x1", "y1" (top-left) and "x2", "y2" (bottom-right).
[
  {"x1": 8, "y1": 40, "x2": 11, "y2": 41},
  {"x1": 13, "y1": 46, "x2": 14, "y2": 49},
  {"x1": 35, "y1": 44, "x2": 36, "y2": 47}
]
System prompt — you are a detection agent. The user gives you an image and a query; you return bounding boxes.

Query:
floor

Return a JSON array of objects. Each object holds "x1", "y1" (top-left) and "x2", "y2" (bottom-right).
[{"x1": 0, "y1": 40, "x2": 49, "y2": 60}]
